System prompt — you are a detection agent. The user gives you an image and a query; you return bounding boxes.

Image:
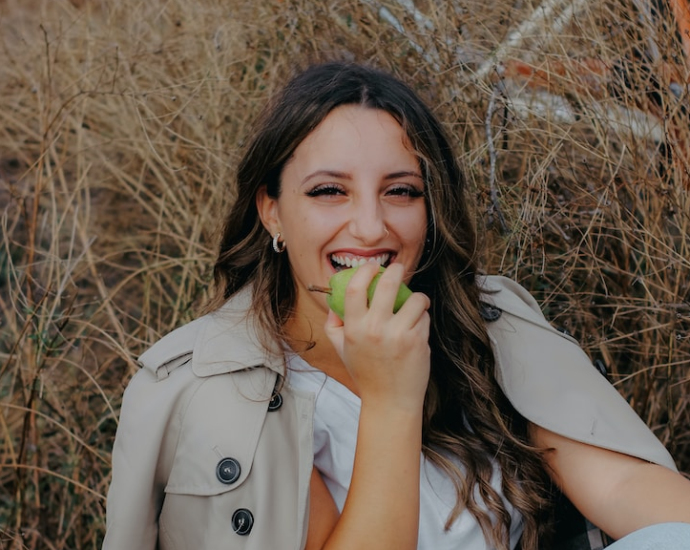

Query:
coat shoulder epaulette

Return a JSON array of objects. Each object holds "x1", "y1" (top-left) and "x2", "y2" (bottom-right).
[
  {"x1": 478, "y1": 275, "x2": 677, "y2": 471},
  {"x1": 137, "y1": 316, "x2": 207, "y2": 380}
]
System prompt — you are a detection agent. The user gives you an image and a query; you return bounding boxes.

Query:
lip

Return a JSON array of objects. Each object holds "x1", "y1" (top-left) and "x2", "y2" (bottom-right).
[{"x1": 328, "y1": 249, "x2": 397, "y2": 272}]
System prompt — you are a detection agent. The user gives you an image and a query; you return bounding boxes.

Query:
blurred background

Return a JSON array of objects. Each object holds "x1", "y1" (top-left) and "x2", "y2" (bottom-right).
[{"x1": 0, "y1": 0, "x2": 689, "y2": 547}]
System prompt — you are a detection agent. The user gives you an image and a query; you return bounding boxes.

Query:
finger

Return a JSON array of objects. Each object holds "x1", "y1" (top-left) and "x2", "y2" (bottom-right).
[
  {"x1": 390, "y1": 292, "x2": 431, "y2": 331},
  {"x1": 343, "y1": 262, "x2": 381, "y2": 320},
  {"x1": 367, "y1": 262, "x2": 405, "y2": 318}
]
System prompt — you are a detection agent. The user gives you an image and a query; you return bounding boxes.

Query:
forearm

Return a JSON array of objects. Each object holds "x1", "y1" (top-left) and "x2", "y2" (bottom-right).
[
  {"x1": 322, "y1": 400, "x2": 423, "y2": 550},
  {"x1": 589, "y1": 462, "x2": 690, "y2": 539},
  {"x1": 314, "y1": 264, "x2": 430, "y2": 549},
  {"x1": 531, "y1": 424, "x2": 690, "y2": 541}
]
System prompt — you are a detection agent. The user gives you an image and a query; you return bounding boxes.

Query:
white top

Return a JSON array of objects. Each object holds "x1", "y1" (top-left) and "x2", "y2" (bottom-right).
[{"x1": 287, "y1": 353, "x2": 523, "y2": 550}]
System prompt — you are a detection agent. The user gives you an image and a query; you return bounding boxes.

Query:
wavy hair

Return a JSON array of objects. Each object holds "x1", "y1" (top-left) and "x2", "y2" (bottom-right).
[{"x1": 212, "y1": 62, "x2": 551, "y2": 549}]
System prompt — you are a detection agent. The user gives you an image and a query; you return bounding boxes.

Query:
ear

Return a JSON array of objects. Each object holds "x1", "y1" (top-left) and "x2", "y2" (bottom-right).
[{"x1": 256, "y1": 185, "x2": 280, "y2": 235}]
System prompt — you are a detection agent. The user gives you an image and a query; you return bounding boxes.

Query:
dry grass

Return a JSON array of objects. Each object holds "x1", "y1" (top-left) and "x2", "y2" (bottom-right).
[{"x1": 0, "y1": 0, "x2": 688, "y2": 547}]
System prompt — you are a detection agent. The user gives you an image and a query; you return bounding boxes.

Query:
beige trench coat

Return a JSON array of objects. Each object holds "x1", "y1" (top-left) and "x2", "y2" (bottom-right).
[{"x1": 102, "y1": 276, "x2": 676, "y2": 550}]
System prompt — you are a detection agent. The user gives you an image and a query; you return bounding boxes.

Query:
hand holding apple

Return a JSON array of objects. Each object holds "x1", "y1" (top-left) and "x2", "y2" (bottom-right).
[{"x1": 319, "y1": 262, "x2": 431, "y2": 411}]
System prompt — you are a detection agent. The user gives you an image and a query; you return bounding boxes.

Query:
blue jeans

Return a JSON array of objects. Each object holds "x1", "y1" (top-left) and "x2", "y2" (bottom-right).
[{"x1": 608, "y1": 523, "x2": 690, "y2": 549}]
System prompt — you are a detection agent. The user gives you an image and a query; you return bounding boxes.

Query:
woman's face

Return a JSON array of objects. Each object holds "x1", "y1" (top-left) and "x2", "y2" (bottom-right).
[{"x1": 257, "y1": 104, "x2": 427, "y2": 321}]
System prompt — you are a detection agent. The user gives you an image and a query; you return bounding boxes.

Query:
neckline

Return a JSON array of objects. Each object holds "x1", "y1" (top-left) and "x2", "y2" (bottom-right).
[{"x1": 287, "y1": 353, "x2": 362, "y2": 406}]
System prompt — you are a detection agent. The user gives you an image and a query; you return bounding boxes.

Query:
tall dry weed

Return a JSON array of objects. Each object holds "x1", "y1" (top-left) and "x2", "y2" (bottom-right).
[{"x1": 0, "y1": 0, "x2": 688, "y2": 547}]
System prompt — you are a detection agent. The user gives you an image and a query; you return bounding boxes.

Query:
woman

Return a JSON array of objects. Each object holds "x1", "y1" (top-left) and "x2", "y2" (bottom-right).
[{"x1": 103, "y1": 62, "x2": 690, "y2": 550}]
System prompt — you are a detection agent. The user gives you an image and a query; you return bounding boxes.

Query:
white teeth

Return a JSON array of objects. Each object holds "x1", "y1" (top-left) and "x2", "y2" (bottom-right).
[{"x1": 331, "y1": 253, "x2": 390, "y2": 268}]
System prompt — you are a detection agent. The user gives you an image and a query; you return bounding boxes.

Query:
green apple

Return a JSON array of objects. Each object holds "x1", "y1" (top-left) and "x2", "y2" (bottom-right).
[{"x1": 325, "y1": 266, "x2": 413, "y2": 321}]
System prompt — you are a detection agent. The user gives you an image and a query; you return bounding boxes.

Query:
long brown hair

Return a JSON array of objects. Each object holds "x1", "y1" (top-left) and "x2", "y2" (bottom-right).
[{"x1": 213, "y1": 62, "x2": 550, "y2": 549}]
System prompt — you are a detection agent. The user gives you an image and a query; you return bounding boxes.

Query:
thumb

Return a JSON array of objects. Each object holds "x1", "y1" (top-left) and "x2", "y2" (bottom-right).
[
  {"x1": 324, "y1": 309, "x2": 344, "y2": 353},
  {"x1": 325, "y1": 308, "x2": 344, "y2": 329}
]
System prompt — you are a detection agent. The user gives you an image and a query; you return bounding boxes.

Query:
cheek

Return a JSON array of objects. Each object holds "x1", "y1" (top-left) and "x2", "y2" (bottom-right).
[
  {"x1": 280, "y1": 210, "x2": 340, "y2": 260},
  {"x1": 407, "y1": 219, "x2": 429, "y2": 263},
  {"x1": 394, "y1": 208, "x2": 427, "y2": 245},
  {"x1": 284, "y1": 209, "x2": 343, "y2": 238}
]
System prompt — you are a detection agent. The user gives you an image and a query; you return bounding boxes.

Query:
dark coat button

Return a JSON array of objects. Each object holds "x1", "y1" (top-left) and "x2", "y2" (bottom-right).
[
  {"x1": 216, "y1": 457, "x2": 241, "y2": 484},
  {"x1": 593, "y1": 359, "x2": 609, "y2": 379},
  {"x1": 232, "y1": 508, "x2": 254, "y2": 535},
  {"x1": 268, "y1": 392, "x2": 283, "y2": 411},
  {"x1": 479, "y1": 302, "x2": 502, "y2": 322},
  {"x1": 556, "y1": 326, "x2": 572, "y2": 337}
]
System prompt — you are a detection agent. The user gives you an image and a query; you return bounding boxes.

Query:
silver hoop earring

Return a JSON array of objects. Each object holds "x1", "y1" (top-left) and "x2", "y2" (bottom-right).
[{"x1": 272, "y1": 232, "x2": 286, "y2": 254}]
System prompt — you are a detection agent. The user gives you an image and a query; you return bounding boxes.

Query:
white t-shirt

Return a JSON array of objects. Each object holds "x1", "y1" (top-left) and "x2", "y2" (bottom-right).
[{"x1": 287, "y1": 353, "x2": 523, "y2": 550}]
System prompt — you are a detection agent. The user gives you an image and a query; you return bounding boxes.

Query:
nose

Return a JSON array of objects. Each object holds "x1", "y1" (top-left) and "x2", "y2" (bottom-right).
[{"x1": 348, "y1": 198, "x2": 388, "y2": 244}]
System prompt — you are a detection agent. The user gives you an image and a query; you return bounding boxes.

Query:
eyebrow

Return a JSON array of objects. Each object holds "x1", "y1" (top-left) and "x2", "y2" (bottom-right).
[
  {"x1": 384, "y1": 171, "x2": 423, "y2": 181},
  {"x1": 301, "y1": 169, "x2": 423, "y2": 185},
  {"x1": 302, "y1": 170, "x2": 350, "y2": 185}
]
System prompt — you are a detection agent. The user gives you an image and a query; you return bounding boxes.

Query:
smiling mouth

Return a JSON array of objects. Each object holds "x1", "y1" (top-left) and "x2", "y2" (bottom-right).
[{"x1": 330, "y1": 253, "x2": 392, "y2": 272}]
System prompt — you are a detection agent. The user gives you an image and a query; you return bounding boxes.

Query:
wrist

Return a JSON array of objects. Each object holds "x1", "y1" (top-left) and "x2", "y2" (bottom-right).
[{"x1": 359, "y1": 397, "x2": 425, "y2": 425}]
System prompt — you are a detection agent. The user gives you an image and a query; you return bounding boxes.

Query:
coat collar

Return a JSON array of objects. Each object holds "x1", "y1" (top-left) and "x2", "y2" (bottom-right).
[
  {"x1": 142, "y1": 275, "x2": 543, "y2": 379},
  {"x1": 137, "y1": 286, "x2": 286, "y2": 378},
  {"x1": 191, "y1": 286, "x2": 286, "y2": 377}
]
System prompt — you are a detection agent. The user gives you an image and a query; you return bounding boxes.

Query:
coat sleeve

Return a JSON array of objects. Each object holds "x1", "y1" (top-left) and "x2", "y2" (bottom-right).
[
  {"x1": 480, "y1": 275, "x2": 677, "y2": 471},
  {"x1": 102, "y1": 359, "x2": 193, "y2": 550}
]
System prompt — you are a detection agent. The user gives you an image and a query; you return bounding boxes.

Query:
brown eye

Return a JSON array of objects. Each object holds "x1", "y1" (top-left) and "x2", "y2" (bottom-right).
[
  {"x1": 386, "y1": 185, "x2": 424, "y2": 198},
  {"x1": 305, "y1": 184, "x2": 345, "y2": 197}
]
